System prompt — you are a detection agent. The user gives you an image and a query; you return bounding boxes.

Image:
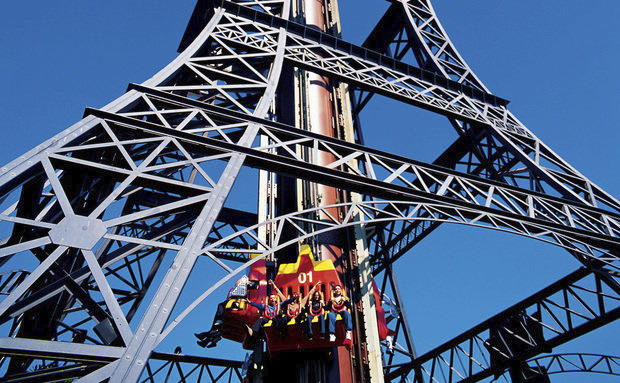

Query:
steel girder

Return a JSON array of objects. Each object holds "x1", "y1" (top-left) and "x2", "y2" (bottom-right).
[
  {"x1": 81, "y1": 92, "x2": 620, "y2": 266},
  {"x1": 359, "y1": 0, "x2": 620, "y2": 274},
  {"x1": 0, "y1": 340, "x2": 243, "y2": 383},
  {"x1": 0, "y1": 271, "x2": 29, "y2": 296},
  {"x1": 383, "y1": 267, "x2": 620, "y2": 382},
  {"x1": 141, "y1": 352, "x2": 244, "y2": 383},
  {"x1": 519, "y1": 353, "x2": 620, "y2": 381},
  {"x1": 197, "y1": 0, "x2": 620, "y2": 267},
  {"x1": 0, "y1": 206, "x2": 255, "y2": 331},
  {"x1": 358, "y1": 4, "x2": 620, "y2": 380},
  {"x1": 374, "y1": 265, "x2": 421, "y2": 381},
  {"x1": 0, "y1": 1, "x2": 291, "y2": 381},
  {"x1": 0, "y1": 0, "x2": 617, "y2": 382},
  {"x1": 64, "y1": 104, "x2": 618, "y2": 382},
  {"x1": 354, "y1": 6, "x2": 620, "y2": 380},
  {"x1": 363, "y1": 0, "x2": 618, "y2": 210},
  {"x1": 156, "y1": 203, "x2": 620, "y2": 344},
  {"x1": 363, "y1": 1, "x2": 488, "y2": 92},
  {"x1": 103, "y1": 3, "x2": 291, "y2": 380}
]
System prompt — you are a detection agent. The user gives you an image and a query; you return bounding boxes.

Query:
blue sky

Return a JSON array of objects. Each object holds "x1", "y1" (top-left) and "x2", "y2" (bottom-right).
[{"x1": 1, "y1": 1, "x2": 618, "y2": 382}]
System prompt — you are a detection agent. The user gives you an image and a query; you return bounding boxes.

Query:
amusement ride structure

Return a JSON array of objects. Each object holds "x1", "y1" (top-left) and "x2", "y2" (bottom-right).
[{"x1": 0, "y1": 0, "x2": 618, "y2": 382}]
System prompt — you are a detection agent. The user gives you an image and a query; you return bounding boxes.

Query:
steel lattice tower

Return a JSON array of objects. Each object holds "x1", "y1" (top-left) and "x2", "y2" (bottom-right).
[{"x1": 0, "y1": 0, "x2": 618, "y2": 382}]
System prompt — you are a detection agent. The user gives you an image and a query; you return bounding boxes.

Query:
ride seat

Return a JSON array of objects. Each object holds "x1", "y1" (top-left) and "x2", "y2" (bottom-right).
[{"x1": 262, "y1": 312, "x2": 344, "y2": 327}]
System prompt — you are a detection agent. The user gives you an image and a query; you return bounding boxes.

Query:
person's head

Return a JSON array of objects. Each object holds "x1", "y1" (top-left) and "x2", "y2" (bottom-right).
[
  {"x1": 268, "y1": 294, "x2": 278, "y2": 306},
  {"x1": 333, "y1": 285, "x2": 343, "y2": 297},
  {"x1": 292, "y1": 292, "x2": 300, "y2": 302},
  {"x1": 312, "y1": 291, "x2": 321, "y2": 301}
]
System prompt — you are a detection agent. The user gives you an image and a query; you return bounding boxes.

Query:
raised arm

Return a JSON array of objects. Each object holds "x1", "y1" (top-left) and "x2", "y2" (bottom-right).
[
  {"x1": 268, "y1": 280, "x2": 286, "y2": 301},
  {"x1": 301, "y1": 282, "x2": 321, "y2": 307},
  {"x1": 246, "y1": 299, "x2": 264, "y2": 311}
]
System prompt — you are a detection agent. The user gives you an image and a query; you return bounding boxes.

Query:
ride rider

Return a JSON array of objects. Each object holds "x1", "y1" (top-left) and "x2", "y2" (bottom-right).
[
  {"x1": 305, "y1": 282, "x2": 325, "y2": 340},
  {"x1": 326, "y1": 284, "x2": 353, "y2": 348},
  {"x1": 194, "y1": 276, "x2": 251, "y2": 348},
  {"x1": 244, "y1": 280, "x2": 294, "y2": 342}
]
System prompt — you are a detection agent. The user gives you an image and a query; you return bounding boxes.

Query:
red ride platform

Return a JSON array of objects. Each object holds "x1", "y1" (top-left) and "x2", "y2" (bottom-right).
[{"x1": 218, "y1": 245, "x2": 393, "y2": 353}]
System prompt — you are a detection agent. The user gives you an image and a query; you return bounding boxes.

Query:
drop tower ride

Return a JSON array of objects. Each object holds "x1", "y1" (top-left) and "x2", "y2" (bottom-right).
[{"x1": 0, "y1": 0, "x2": 618, "y2": 382}]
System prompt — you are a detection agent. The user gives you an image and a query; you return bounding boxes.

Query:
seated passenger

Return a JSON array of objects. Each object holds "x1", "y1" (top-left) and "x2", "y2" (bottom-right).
[
  {"x1": 244, "y1": 280, "x2": 294, "y2": 343},
  {"x1": 194, "y1": 301, "x2": 224, "y2": 348},
  {"x1": 285, "y1": 293, "x2": 302, "y2": 320},
  {"x1": 326, "y1": 284, "x2": 353, "y2": 348},
  {"x1": 305, "y1": 282, "x2": 325, "y2": 340},
  {"x1": 270, "y1": 280, "x2": 317, "y2": 336},
  {"x1": 242, "y1": 287, "x2": 293, "y2": 370},
  {"x1": 268, "y1": 280, "x2": 298, "y2": 337},
  {"x1": 195, "y1": 276, "x2": 251, "y2": 348}
]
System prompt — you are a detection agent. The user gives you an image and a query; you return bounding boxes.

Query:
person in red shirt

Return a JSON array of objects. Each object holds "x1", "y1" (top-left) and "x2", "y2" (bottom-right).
[{"x1": 194, "y1": 277, "x2": 251, "y2": 348}]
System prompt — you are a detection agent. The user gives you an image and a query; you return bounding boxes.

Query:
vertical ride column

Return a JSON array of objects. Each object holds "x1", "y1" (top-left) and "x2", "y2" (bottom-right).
[
  {"x1": 302, "y1": 1, "x2": 354, "y2": 382},
  {"x1": 304, "y1": 0, "x2": 344, "y2": 267}
]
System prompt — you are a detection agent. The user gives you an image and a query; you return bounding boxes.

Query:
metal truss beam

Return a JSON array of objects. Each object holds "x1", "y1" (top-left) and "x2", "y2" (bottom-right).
[
  {"x1": 179, "y1": 0, "x2": 289, "y2": 52},
  {"x1": 0, "y1": 341, "x2": 243, "y2": 383},
  {"x1": 217, "y1": 1, "x2": 518, "y2": 128},
  {"x1": 385, "y1": 0, "x2": 489, "y2": 91},
  {"x1": 0, "y1": 3, "x2": 290, "y2": 380},
  {"x1": 519, "y1": 353, "x2": 620, "y2": 381},
  {"x1": 84, "y1": 93, "x2": 620, "y2": 266},
  {"x1": 108, "y1": 5, "x2": 289, "y2": 379},
  {"x1": 143, "y1": 351, "x2": 243, "y2": 383},
  {"x1": 359, "y1": 0, "x2": 620, "y2": 273},
  {"x1": 221, "y1": 0, "x2": 620, "y2": 212},
  {"x1": 384, "y1": 267, "x2": 620, "y2": 382},
  {"x1": 374, "y1": 264, "x2": 422, "y2": 380},
  {"x1": 360, "y1": 9, "x2": 509, "y2": 273},
  {"x1": 0, "y1": 1, "x2": 617, "y2": 382},
  {"x1": 0, "y1": 338, "x2": 123, "y2": 363},
  {"x1": 1, "y1": 364, "x2": 99, "y2": 383},
  {"x1": 0, "y1": 206, "x2": 254, "y2": 327},
  {"x1": 0, "y1": 271, "x2": 29, "y2": 296},
  {"x1": 124, "y1": 85, "x2": 614, "y2": 248}
]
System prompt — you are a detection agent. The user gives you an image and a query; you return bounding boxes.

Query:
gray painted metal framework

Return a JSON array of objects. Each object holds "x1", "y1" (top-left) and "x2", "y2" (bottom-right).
[
  {"x1": 0, "y1": 0, "x2": 617, "y2": 382},
  {"x1": 520, "y1": 353, "x2": 620, "y2": 381}
]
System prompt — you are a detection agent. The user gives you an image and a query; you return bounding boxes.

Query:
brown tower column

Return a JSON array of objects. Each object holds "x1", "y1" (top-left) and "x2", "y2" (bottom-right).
[
  {"x1": 302, "y1": 1, "x2": 355, "y2": 382},
  {"x1": 304, "y1": 0, "x2": 344, "y2": 267}
]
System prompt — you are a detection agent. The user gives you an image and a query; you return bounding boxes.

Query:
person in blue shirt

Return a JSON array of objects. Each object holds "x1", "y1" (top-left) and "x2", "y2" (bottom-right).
[
  {"x1": 242, "y1": 280, "x2": 294, "y2": 370},
  {"x1": 244, "y1": 280, "x2": 294, "y2": 341}
]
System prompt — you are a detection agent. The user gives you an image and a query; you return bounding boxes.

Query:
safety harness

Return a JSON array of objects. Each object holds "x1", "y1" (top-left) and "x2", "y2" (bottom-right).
[
  {"x1": 286, "y1": 301, "x2": 301, "y2": 319},
  {"x1": 263, "y1": 296, "x2": 280, "y2": 319},
  {"x1": 331, "y1": 295, "x2": 348, "y2": 313},
  {"x1": 309, "y1": 292, "x2": 324, "y2": 316}
]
